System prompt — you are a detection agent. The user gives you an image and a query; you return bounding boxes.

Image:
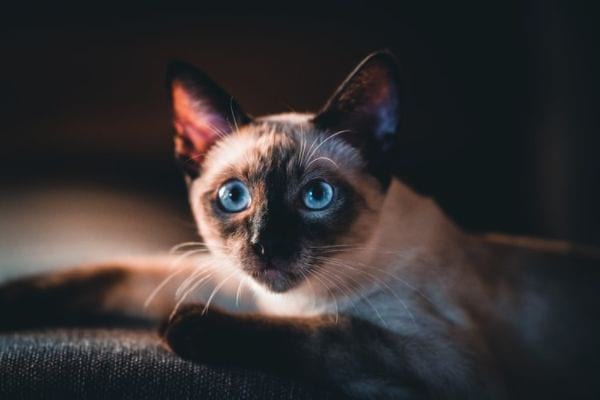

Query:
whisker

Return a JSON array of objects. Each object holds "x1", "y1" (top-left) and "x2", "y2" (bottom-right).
[
  {"x1": 316, "y1": 265, "x2": 388, "y2": 327},
  {"x1": 306, "y1": 156, "x2": 339, "y2": 169},
  {"x1": 296, "y1": 266, "x2": 318, "y2": 310},
  {"x1": 310, "y1": 253, "x2": 434, "y2": 305},
  {"x1": 309, "y1": 244, "x2": 368, "y2": 250},
  {"x1": 144, "y1": 262, "x2": 192, "y2": 308},
  {"x1": 313, "y1": 257, "x2": 418, "y2": 327},
  {"x1": 168, "y1": 249, "x2": 209, "y2": 270},
  {"x1": 297, "y1": 124, "x2": 309, "y2": 167},
  {"x1": 202, "y1": 270, "x2": 239, "y2": 314},
  {"x1": 307, "y1": 269, "x2": 339, "y2": 323},
  {"x1": 169, "y1": 273, "x2": 213, "y2": 320},
  {"x1": 172, "y1": 243, "x2": 229, "y2": 254},
  {"x1": 175, "y1": 266, "x2": 210, "y2": 299},
  {"x1": 313, "y1": 264, "x2": 370, "y2": 307},
  {"x1": 235, "y1": 275, "x2": 248, "y2": 308},
  {"x1": 207, "y1": 120, "x2": 229, "y2": 139},
  {"x1": 229, "y1": 96, "x2": 241, "y2": 134},
  {"x1": 310, "y1": 267, "x2": 358, "y2": 313},
  {"x1": 303, "y1": 133, "x2": 321, "y2": 168},
  {"x1": 305, "y1": 130, "x2": 350, "y2": 166},
  {"x1": 146, "y1": 249, "x2": 212, "y2": 308},
  {"x1": 169, "y1": 242, "x2": 209, "y2": 254}
]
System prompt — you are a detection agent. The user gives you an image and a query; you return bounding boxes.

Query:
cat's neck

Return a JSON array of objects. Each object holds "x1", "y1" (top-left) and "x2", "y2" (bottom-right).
[
  {"x1": 350, "y1": 179, "x2": 466, "y2": 292},
  {"x1": 373, "y1": 179, "x2": 463, "y2": 259}
]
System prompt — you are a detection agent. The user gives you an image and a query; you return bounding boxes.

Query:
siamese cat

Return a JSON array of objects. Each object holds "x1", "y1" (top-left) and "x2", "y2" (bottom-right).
[{"x1": 1, "y1": 51, "x2": 599, "y2": 400}]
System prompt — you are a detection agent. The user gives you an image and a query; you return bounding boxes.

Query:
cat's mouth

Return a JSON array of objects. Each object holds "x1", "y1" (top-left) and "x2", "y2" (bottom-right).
[{"x1": 244, "y1": 261, "x2": 301, "y2": 293}]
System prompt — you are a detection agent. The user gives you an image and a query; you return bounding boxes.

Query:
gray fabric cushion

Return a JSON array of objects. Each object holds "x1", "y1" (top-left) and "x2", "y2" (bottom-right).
[{"x1": 0, "y1": 329, "x2": 332, "y2": 399}]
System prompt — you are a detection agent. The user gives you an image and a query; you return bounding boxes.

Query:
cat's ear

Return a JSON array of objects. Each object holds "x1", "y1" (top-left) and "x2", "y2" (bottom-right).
[
  {"x1": 313, "y1": 51, "x2": 401, "y2": 182},
  {"x1": 167, "y1": 61, "x2": 250, "y2": 177}
]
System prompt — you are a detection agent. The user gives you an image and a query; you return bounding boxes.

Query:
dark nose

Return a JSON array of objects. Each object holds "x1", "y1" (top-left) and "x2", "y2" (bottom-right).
[
  {"x1": 252, "y1": 241, "x2": 267, "y2": 258},
  {"x1": 251, "y1": 238, "x2": 296, "y2": 262}
]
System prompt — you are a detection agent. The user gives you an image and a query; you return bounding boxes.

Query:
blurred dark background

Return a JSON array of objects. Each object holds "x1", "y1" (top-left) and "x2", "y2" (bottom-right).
[{"x1": 1, "y1": 1, "x2": 598, "y2": 274}]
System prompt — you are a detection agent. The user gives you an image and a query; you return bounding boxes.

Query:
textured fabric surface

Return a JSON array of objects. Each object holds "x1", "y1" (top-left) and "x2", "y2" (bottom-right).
[{"x1": 0, "y1": 329, "x2": 332, "y2": 399}]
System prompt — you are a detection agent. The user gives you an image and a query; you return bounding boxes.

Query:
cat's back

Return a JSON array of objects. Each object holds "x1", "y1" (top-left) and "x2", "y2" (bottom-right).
[
  {"x1": 474, "y1": 234, "x2": 600, "y2": 399},
  {"x1": 479, "y1": 233, "x2": 600, "y2": 311}
]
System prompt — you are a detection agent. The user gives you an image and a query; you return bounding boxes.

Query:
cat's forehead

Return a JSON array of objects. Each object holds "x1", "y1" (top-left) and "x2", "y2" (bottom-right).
[{"x1": 201, "y1": 116, "x2": 364, "y2": 183}]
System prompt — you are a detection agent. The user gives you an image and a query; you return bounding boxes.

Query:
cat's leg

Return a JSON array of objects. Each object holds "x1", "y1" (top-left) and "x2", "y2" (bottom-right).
[
  {"x1": 163, "y1": 304, "x2": 434, "y2": 399},
  {"x1": 0, "y1": 258, "x2": 196, "y2": 330}
]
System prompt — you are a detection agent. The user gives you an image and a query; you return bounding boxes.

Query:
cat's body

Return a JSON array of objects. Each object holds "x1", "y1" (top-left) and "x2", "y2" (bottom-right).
[{"x1": 1, "y1": 52, "x2": 599, "y2": 399}]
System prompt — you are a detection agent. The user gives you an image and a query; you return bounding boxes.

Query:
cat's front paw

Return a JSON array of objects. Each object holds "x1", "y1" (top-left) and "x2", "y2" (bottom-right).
[{"x1": 161, "y1": 304, "x2": 239, "y2": 364}]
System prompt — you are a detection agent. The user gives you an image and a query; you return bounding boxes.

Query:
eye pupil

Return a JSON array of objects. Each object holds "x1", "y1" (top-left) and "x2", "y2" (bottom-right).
[
  {"x1": 311, "y1": 186, "x2": 323, "y2": 199},
  {"x1": 229, "y1": 188, "x2": 240, "y2": 201}
]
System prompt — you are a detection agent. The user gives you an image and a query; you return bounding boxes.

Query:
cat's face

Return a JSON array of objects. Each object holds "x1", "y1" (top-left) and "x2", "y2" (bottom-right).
[
  {"x1": 189, "y1": 120, "x2": 385, "y2": 292},
  {"x1": 168, "y1": 52, "x2": 401, "y2": 293}
]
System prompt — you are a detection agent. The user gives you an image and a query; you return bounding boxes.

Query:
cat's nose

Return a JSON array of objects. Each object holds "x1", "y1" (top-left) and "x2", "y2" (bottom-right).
[{"x1": 250, "y1": 237, "x2": 294, "y2": 262}]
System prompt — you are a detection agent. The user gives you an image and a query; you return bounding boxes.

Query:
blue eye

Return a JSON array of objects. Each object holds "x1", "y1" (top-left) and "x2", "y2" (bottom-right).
[
  {"x1": 217, "y1": 180, "x2": 251, "y2": 213},
  {"x1": 302, "y1": 180, "x2": 334, "y2": 210}
]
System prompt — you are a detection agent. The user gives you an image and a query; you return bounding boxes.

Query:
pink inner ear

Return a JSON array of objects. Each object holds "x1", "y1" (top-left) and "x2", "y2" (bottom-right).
[{"x1": 172, "y1": 83, "x2": 230, "y2": 162}]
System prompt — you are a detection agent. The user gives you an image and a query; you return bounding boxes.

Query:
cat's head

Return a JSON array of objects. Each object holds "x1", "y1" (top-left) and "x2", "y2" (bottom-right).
[{"x1": 168, "y1": 52, "x2": 401, "y2": 293}]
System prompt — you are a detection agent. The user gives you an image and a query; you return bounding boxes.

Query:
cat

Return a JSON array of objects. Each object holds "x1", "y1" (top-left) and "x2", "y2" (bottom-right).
[{"x1": 1, "y1": 51, "x2": 600, "y2": 399}]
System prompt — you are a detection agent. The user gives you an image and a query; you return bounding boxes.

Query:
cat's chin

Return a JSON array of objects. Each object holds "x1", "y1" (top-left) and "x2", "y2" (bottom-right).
[{"x1": 251, "y1": 268, "x2": 298, "y2": 293}]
